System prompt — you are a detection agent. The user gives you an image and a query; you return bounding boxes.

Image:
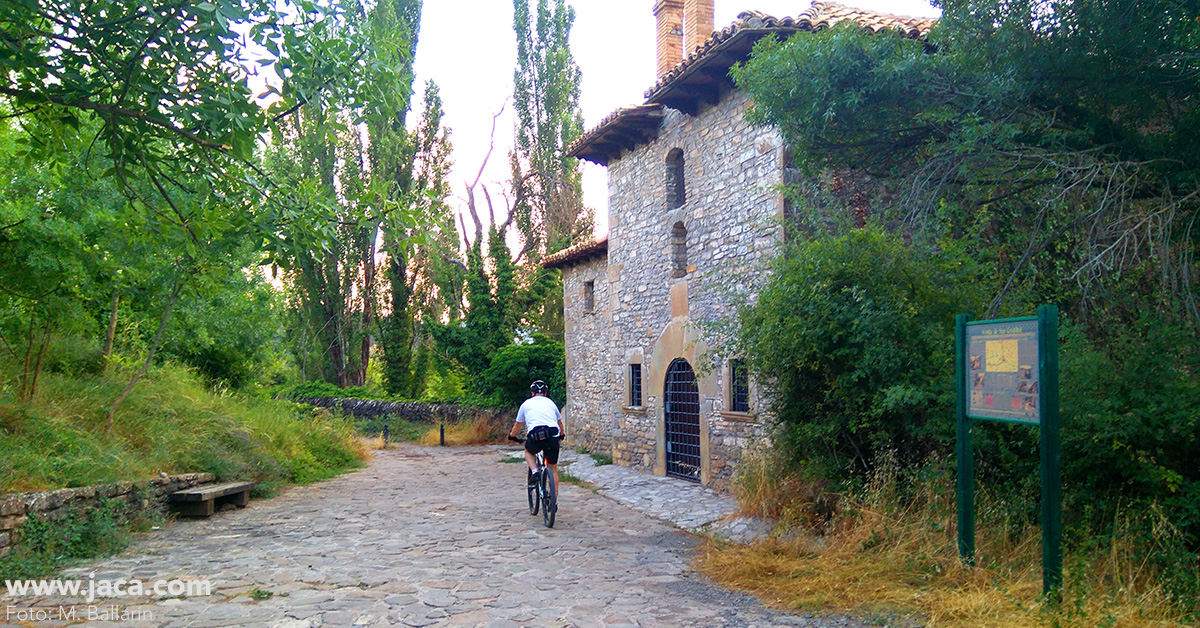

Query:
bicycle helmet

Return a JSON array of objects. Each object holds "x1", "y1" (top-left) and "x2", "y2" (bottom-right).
[{"x1": 530, "y1": 380, "x2": 550, "y2": 395}]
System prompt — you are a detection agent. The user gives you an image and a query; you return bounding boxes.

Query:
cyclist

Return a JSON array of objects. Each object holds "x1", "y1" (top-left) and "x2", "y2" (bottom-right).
[{"x1": 508, "y1": 380, "x2": 564, "y2": 496}]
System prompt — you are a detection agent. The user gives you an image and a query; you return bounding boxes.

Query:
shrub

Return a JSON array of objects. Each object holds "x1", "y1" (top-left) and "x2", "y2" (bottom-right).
[
  {"x1": 476, "y1": 334, "x2": 565, "y2": 408},
  {"x1": 733, "y1": 228, "x2": 986, "y2": 476}
]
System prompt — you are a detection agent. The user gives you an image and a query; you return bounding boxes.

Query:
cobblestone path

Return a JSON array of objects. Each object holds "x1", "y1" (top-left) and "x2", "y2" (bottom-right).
[{"x1": 2, "y1": 445, "x2": 876, "y2": 628}]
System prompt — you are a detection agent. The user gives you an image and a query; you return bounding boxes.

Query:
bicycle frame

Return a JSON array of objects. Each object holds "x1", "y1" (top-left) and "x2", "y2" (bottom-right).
[{"x1": 512, "y1": 436, "x2": 557, "y2": 527}]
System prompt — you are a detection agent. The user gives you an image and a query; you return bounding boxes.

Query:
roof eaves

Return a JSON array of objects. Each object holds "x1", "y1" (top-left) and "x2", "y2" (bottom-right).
[{"x1": 542, "y1": 238, "x2": 609, "y2": 270}]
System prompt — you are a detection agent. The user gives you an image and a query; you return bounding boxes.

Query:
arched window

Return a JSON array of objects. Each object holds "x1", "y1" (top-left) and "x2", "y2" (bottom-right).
[
  {"x1": 666, "y1": 148, "x2": 685, "y2": 208},
  {"x1": 671, "y1": 221, "x2": 688, "y2": 278}
]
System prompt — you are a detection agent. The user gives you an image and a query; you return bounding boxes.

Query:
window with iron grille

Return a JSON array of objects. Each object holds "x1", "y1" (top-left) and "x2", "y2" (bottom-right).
[
  {"x1": 584, "y1": 280, "x2": 595, "y2": 313},
  {"x1": 730, "y1": 359, "x2": 749, "y2": 412},
  {"x1": 629, "y1": 364, "x2": 642, "y2": 407}
]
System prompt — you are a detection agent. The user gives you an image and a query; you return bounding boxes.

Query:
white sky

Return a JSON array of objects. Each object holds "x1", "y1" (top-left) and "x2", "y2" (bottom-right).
[{"x1": 410, "y1": 0, "x2": 940, "y2": 239}]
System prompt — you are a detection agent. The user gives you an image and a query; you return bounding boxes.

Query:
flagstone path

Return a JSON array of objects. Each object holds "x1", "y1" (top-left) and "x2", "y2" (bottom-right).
[{"x1": 2, "y1": 444, "x2": 892, "y2": 628}]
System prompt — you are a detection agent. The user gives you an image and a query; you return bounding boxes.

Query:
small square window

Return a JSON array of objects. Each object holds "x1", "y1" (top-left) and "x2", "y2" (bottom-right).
[
  {"x1": 730, "y1": 359, "x2": 749, "y2": 412},
  {"x1": 584, "y1": 280, "x2": 595, "y2": 313},
  {"x1": 629, "y1": 364, "x2": 642, "y2": 407}
]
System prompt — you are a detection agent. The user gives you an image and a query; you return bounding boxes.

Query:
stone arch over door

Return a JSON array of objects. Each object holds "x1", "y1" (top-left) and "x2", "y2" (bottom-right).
[
  {"x1": 664, "y1": 358, "x2": 701, "y2": 481},
  {"x1": 646, "y1": 317, "x2": 717, "y2": 484}
]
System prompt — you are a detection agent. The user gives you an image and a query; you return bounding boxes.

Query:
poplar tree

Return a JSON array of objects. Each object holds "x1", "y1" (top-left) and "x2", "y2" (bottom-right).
[
  {"x1": 510, "y1": 0, "x2": 591, "y2": 339},
  {"x1": 511, "y1": 0, "x2": 590, "y2": 253}
]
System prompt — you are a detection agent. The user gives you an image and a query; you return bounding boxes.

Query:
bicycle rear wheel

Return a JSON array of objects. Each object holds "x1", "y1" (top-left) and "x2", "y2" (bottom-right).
[
  {"x1": 541, "y1": 471, "x2": 556, "y2": 528},
  {"x1": 527, "y1": 468, "x2": 539, "y2": 515}
]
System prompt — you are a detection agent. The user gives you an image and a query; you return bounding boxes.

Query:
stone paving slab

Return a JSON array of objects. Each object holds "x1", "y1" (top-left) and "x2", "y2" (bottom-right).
[
  {"x1": 544, "y1": 448, "x2": 773, "y2": 544},
  {"x1": 1, "y1": 444, "x2": 892, "y2": 628}
]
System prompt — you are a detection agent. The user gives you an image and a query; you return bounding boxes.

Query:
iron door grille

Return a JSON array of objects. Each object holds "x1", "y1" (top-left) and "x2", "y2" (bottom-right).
[{"x1": 664, "y1": 358, "x2": 701, "y2": 482}]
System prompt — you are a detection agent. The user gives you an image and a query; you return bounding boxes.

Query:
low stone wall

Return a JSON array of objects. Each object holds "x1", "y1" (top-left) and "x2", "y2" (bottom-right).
[
  {"x1": 0, "y1": 473, "x2": 214, "y2": 555},
  {"x1": 292, "y1": 397, "x2": 516, "y2": 439}
]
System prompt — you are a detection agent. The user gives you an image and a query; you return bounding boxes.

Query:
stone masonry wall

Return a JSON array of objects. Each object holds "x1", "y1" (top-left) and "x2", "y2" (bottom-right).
[
  {"x1": 292, "y1": 398, "x2": 516, "y2": 440},
  {"x1": 0, "y1": 473, "x2": 214, "y2": 555},
  {"x1": 561, "y1": 255, "x2": 618, "y2": 456},
  {"x1": 566, "y1": 89, "x2": 781, "y2": 485}
]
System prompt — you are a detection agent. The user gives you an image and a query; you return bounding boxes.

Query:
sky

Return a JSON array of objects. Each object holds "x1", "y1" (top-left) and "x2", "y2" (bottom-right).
[{"x1": 410, "y1": 0, "x2": 941, "y2": 239}]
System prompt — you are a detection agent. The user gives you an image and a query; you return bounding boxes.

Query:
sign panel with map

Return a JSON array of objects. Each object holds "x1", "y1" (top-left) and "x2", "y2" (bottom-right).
[{"x1": 966, "y1": 317, "x2": 1040, "y2": 424}]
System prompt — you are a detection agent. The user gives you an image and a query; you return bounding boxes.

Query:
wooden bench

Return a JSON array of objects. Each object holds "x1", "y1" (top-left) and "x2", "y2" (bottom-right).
[{"x1": 169, "y1": 482, "x2": 255, "y2": 518}]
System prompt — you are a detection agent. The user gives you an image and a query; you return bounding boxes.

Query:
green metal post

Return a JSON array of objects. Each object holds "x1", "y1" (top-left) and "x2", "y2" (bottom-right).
[
  {"x1": 955, "y1": 314, "x2": 975, "y2": 566},
  {"x1": 1038, "y1": 305, "x2": 1062, "y2": 598}
]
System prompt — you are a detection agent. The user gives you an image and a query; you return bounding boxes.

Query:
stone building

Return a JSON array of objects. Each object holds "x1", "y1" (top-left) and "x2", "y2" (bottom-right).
[{"x1": 544, "y1": 1, "x2": 933, "y2": 489}]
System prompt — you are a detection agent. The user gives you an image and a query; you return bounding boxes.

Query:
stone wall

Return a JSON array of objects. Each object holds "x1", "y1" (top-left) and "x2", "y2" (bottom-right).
[
  {"x1": 564, "y1": 89, "x2": 779, "y2": 487},
  {"x1": 0, "y1": 473, "x2": 214, "y2": 555},
  {"x1": 292, "y1": 398, "x2": 516, "y2": 440},
  {"x1": 561, "y1": 255, "x2": 619, "y2": 456}
]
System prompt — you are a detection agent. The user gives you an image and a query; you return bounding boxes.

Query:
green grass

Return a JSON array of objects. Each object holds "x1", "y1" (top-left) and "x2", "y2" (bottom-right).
[
  {"x1": 0, "y1": 361, "x2": 368, "y2": 493},
  {"x1": 574, "y1": 445, "x2": 612, "y2": 467},
  {"x1": 0, "y1": 497, "x2": 167, "y2": 580}
]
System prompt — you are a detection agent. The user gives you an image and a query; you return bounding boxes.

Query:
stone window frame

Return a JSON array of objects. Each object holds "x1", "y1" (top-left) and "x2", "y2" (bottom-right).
[
  {"x1": 666, "y1": 147, "x2": 685, "y2": 209},
  {"x1": 721, "y1": 357, "x2": 757, "y2": 423},
  {"x1": 623, "y1": 353, "x2": 646, "y2": 414},
  {"x1": 670, "y1": 221, "x2": 688, "y2": 278},
  {"x1": 583, "y1": 280, "x2": 596, "y2": 314}
]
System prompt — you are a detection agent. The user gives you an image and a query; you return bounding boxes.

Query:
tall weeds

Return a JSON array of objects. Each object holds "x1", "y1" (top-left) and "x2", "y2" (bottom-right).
[
  {"x1": 700, "y1": 449, "x2": 1196, "y2": 627},
  {"x1": 0, "y1": 361, "x2": 367, "y2": 493}
]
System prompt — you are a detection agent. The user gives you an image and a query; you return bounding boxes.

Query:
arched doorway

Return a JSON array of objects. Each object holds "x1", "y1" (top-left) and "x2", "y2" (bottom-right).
[{"x1": 664, "y1": 358, "x2": 701, "y2": 482}]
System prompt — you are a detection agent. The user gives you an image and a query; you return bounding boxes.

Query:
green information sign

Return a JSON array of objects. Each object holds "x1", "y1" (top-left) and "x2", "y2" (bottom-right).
[
  {"x1": 956, "y1": 306, "x2": 1062, "y2": 599},
  {"x1": 966, "y1": 317, "x2": 1040, "y2": 424}
]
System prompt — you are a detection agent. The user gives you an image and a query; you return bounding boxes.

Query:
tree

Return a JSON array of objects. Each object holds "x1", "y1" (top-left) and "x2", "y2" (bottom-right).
[
  {"x1": 732, "y1": 1, "x2": 1200, "y2": 327},
  {"x1": 728, "y1": 0, "x2": 1200, "y2": 593},
  {"x1": 0, "y1": 0, "x2": 402, "y2": 235},
  {"x1": 378, "y1": 80, "x2": 456, "y2": 398},
  {"x1": 1, "y1": 0, "x2": 417, "y2": 416},
  {"x1": 266, "y1": 0, "x2": 428, "y2": 388},
  {"x1": 509, "y1": 0, "x2": 591, "y2": 339}
]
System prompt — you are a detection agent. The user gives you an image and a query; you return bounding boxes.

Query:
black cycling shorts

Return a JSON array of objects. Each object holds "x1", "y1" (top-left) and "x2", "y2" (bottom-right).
[{"x1": 524, "y1": 426, "x2": 560, "y2": 464}]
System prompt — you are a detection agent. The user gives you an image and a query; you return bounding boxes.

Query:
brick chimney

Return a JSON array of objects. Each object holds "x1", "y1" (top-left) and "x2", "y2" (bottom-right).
[
  {"x1": 654, "y1": 0, "x2": 684, "y2": 78},
  {"x1": 683, "y1": 0, "x2": 714, "y2": 57}
]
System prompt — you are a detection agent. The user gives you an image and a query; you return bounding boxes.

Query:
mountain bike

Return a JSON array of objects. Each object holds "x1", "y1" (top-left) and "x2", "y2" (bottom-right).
[{"x1": 508, "y1": 435, "x2": 557, "y2": 528}]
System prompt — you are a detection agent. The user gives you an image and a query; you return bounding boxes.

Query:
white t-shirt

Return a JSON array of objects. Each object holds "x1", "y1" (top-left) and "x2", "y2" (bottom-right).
[{"x1": 516, "y1": 395, "x2": 562, "y2": 435}]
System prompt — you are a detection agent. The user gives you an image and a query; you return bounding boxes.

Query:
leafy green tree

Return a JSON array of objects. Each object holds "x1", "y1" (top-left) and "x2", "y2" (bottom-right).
[
  {"x1": 509, "y1": 0, "x2": 591, "y2": 339},
  {"x1": 0, "y1": 0, "x2": 405, "y2": 232},
  {"x1": 378, "y1": 80, "x2": 456, "y2": 398},
  {"x1": 729, "y1": 1, "x2": 1200, "y2": 597},
  {"x1": 478, "y1": 334, "x2": 565, "y2": 408},
  {"x1": 2, "y1": 0, "x2": 418, "y2": 419},
  {"x1": 725, "y1": 229, "x2": 986, "y2": 474},
  {"x1": 732, "y1": 1, "x2": 1200, "y2": 326},
  {"x1": 266, "y1": 0, "x2": 428, "y2": 389},
  {"x1": 510, "y1": 0, "x2": 589, "y2": 252}
]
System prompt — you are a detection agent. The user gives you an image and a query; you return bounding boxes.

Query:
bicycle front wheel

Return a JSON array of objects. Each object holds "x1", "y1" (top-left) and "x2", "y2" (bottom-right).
[
  {"x1": 527, "y1": 469, "x2": 539, "y2": 516},
  {"x1": 541, "y1": 471, "x2": 556, "y2": 528}
]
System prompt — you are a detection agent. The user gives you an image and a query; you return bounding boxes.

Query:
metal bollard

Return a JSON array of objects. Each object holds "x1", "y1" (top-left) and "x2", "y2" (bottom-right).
[
  {"x1": 382, "y1": 424, "x2": 389, "y2": 445},
  {"x1": 439, "y1": 422, "x2": 445, "y2": 446}
]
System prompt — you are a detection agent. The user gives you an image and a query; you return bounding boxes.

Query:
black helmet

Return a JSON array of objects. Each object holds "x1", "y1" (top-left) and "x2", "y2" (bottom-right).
[{"x1": 530, "y1": 380, "x2": 549, "y2": 395}]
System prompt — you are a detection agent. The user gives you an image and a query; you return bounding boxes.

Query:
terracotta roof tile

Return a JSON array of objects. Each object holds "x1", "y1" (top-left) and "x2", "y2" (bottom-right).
[{"x1": 542, "y1": 237, "x2": 609, "y2": 269}]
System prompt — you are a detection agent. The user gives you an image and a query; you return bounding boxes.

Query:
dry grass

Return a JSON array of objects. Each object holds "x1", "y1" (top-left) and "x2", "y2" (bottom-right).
[
  {"x1": 698, "y1": 451, "x2": 1196, "y2": 628},
  {"x1": 419, "y1": 417, "x2": 494, "y2": 447},
  {"x1": 364, "y1": 435, "x2": 390, "y2": 451}
]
